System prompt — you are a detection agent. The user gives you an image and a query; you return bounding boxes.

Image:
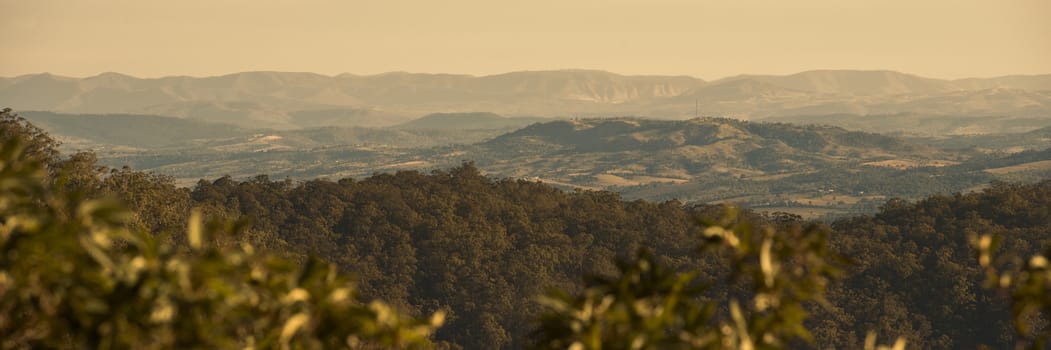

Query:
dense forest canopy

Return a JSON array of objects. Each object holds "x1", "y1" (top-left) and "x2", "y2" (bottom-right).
[
  {"x1": 176, "y1": 160, "x2": 1051, "y2": 349},
  {"x1": 3, "y1": 107, "x2": 1051, "y2": 348}
]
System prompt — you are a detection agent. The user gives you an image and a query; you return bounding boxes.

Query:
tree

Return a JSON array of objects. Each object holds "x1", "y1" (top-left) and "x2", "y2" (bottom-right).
[
  {"x1": 532, "y1": 208, "x2": 905, "y2": 350},
  {"x1": 0, "y1": 108, "x2": 60, "y2": 167},
  {"x1": 976, "y1": 233, "x2": 1051, "y2": 349},
  {"x1": 0, "y1": 138, "x2": 443, "y2": 349}
]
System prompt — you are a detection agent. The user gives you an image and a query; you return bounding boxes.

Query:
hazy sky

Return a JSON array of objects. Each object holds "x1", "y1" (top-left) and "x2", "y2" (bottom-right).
[{"x1": 2, "y1": 0, "x2": 1049, "y2": 79}]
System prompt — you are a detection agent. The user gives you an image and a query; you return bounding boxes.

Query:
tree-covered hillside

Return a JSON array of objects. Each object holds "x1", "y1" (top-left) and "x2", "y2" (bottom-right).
[
  {"x1": 179, "y1": 163, "x2": 1051, "y2": 349},
  {"x1": 106, "y1": 162, "x2": 1051, "y2": 348}
]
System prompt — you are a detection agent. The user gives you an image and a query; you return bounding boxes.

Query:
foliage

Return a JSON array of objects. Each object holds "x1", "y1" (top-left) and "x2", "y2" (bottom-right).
[
  {"x1": 0, "y1": 108, "x2": 60, "y2": 167},
  {"x1": 827, "y1": 180, "x2": 1051, "y2": 348},
  {"x1": 0, "y1": 139, "x2": 442, "y2": 349},
  {"x1": 531, "y1": 208, "x2": 904, "y2": 349},
  {"x1": 187, "y1": 165, "x2": 709, "y2": 349},
  {"x1": 976, "y1": 233, "x2": 1051, "y2": 349}
]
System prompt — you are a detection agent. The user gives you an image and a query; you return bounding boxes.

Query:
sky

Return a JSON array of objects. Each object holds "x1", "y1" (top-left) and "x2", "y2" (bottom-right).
[{"x1": 2, "y1": 0, "x2": 1049, "y2": 80}]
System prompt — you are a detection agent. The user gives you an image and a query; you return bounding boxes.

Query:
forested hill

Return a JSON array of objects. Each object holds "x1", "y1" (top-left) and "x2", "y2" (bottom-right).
[
  {"x1": 467, "y1": 116, "x2": 955, "y2": 187},
  {"x1": 828, "y1": 181, "x2": 1051, "y2": 348},
  {"x1": 76, "y1": 160, "x2": 711, "y2": 348},
  {"x1": 481, "y1": 117, "x2": 933, "y2": 157},
  {"x1": 116, "y1": 160, "x2": 1051, "y2": 349},
  {"x1": 467, "y1": 117, "x2": 978, "y2": 211}
]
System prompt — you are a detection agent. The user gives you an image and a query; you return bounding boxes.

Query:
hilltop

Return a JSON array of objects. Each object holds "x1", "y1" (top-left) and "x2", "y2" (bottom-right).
[{"x1": 473, "y1": 117, "x2": 946, "y2": 185}]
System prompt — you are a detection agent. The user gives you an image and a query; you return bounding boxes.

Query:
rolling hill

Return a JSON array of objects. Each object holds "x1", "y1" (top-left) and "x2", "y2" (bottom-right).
[{"x1": 470, "y1": 117, "x2": 949, "y2": 185}]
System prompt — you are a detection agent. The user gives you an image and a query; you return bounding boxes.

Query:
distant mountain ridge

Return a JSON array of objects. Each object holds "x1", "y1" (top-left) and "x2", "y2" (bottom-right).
[
  {"x1": 715, "y1": 70, "x2": 954, "y2": 96},
  {"x1": 392, "y1": 112, "x2": 551, "y2": 130},
  {"x1": 716, "y1": 70, "x2": 1051, "y2": 94},
  {"x1": 2, "y1": 69, "x2": 1050, "y2": 130}
]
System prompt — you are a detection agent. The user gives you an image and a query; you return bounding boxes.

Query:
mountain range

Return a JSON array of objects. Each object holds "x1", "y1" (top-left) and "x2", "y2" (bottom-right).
[{"x1": 3, "y1": 70, "x2": 1050, "y2": 132}]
